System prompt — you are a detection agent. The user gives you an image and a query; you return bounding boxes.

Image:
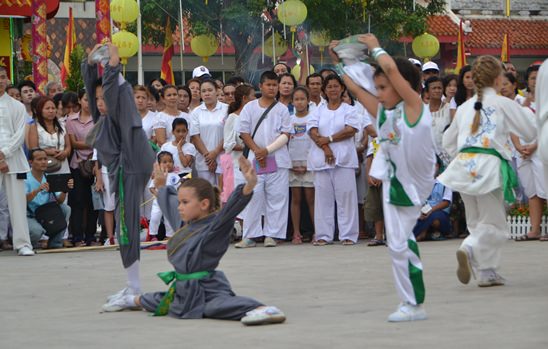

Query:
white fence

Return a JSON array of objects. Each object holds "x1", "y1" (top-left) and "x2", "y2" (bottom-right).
[{"x1": 506, "y1": 216, "x2": 548, "y2": 239}]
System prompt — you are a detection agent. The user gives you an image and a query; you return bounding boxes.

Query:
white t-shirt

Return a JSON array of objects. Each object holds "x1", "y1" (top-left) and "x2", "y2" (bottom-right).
[
  {"x1": 148, "y1": 172, "x2": 181, "y2": 189},
  {"x1": 238, "y1": 99, "x2": 292, "y2": 169},
  {"x1": 154, "y1": 111, "x2": 190, "y2": 142},
  {"x1": 142, "y1": 110, "x2": 158, "y2": 139},
  {"x1": 288, "y1": 113, "x2": 313, "y2": 162},
  {"x1": 160, "y1": 141, "x2": 197, "y2": 174},
  {"x1": 189, "y1": 102, "x2": 228, "y2": 173}
]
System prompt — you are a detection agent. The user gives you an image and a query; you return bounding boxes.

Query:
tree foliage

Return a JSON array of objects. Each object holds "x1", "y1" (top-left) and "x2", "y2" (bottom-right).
[
  {"x1": 66, "y1": 44, "x2": 85, "y2": 93},
  {"x1": 140, "y1": 0, "x2": 446, "y2": 77}
]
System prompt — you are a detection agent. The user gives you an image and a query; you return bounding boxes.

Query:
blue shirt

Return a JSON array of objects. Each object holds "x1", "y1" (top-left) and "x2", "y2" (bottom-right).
[
  {"x1": 25, "y1": 174, "x2": 61, "y2": 214},
  {"x1": 426, "y1": 180, "x2": 452, "y2": 214}
]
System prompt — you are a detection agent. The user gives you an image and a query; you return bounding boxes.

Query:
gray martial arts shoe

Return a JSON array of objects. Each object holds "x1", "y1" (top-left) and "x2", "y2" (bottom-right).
[
  {"x1": 241, "y1": 306, "x2": 286, "y2": 326},
  {"x1": 456, "y1": 246, "x2": 475, "y2": 284},
  {"x1": 478, "y1": 269, "x2": 506, "y2": 287},
  {"x1": 102, "y1": 295, "x2": 140, "y2": 312},
  {"x1": 387, "y1": 303, "x2": 427, "y2": 322}
]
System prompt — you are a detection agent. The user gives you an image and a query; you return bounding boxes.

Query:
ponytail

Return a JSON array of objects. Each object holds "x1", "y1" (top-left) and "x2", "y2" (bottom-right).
[
  {"x1": 228, "y1": 84, "x2": 254, "y2": 115},
  {"x1": 470, "y1": 55, "x2": 502, "y2": 134}
]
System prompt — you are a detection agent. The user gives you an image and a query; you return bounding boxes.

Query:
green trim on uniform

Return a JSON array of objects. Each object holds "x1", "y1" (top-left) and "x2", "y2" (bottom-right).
[
  {"x1": 408, "y1": 239, "x2": 425, "y2": 304},
  {"x1": 403, "y1": 104, "x2": 423, "y2": 128},
  {"x1": 378, "y1": 107, "x2": 387, "y2": 128},
  {"x1": 389, "y1": 160, "x2": 414, "y2": 206},
  {"x1": 408, "y1": 239, "x2": 421, "y2": 258}
]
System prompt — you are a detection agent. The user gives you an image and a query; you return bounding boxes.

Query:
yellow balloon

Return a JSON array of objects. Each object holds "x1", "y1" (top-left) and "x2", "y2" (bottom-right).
[
  {"x1": 110, "y1": 0, "x2": 139, "y2": 26},
  {"x1": 278, "y1": 0, "x2": 307, "y2": 27},
  {"x1": 190, "y1": 34, "x2": 219, "y2": 62},
  {"x1": 310, "y1": 30, "x2": 330, "y2": 48},
  {"x1": 264, "y1": 32, "x2": 288, "y2": 59},
  {"x1": 412, "y1": 32, "x2": 440, "y2": 60},
  {"x1": 291, "y1": 64, "x2": 315, "y2": 80},
  {"x1": 112, "y1": 30, "x2": 139, "y2": 64}
]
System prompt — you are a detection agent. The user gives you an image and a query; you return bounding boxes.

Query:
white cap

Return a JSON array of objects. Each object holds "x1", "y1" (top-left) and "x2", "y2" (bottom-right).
[
  {"x1": 192, "y1": 66, "x2": 210, "y2": 78},
  {"x1": 422, "y1": 61, "x2": 439, "y2": 72},
  {"x1": 408, "y1": 58, "x2": 422, "y2": 68}
]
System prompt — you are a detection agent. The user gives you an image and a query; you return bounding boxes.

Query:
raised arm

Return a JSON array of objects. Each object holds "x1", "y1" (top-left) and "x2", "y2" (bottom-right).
[{"x1": 81, "y1": 44, "x2": 102, "y2": 123}]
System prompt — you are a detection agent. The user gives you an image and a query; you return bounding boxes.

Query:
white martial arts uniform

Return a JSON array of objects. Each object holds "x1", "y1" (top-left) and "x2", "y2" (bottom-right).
[
  {"x1": 535, "y1": 60, "x2": 548, "y2": 194},
  {"x1": 353, "y1": 104, "x2": 373, "y2": 204},
  {"x1": 149, "y1": 172, "x2": 181, "y2": 237},
  {"x1": 223, "y1": 112, "x2": 245, "y2": 187},
  {"x1": 141, "y1": 110, "x2": 159, "y2": 140},
  {"x1": 238, "y1": 100, "x2": 292, "y2": 239},
  {"x1": 439, "y1": 88, "x2": 537, "y2": 272},
  {"x1": 308, "y1": 102, "x2": 360, "y2": 243},
  {"x1": 189, "y1": 102, "x2": 228, "y2": 185},
  {"x1": 370, "y1": 102, "x2": 435, "y2": 305},
  {"x1": 0, "y1": 93, "x2": 33, "y2": 251}
]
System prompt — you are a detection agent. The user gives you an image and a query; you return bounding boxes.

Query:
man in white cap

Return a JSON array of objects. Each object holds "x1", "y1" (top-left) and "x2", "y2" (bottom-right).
[
  {"x1": 422, "y1": 61, "x2": 440, "y2": 82},
  {"x1": 192, "y1": 66, "x2": 212, "y2": 80},
  {"x1": 408, "y1": 58, "x2": 422, "y2": 71}
]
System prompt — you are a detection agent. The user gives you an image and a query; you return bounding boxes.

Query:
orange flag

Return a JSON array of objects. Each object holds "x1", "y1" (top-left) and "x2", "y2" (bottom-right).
[
  {"x1": 455, "y1": 20, "x2": 467, "y2": 74},
  {"x1": 160, "y1": 18, "x2": 175, "y2": 85},
  {"x1": 501, "y1": 33, "x2": 509, "y2": 63},
  {"x1": 60, "y1": 7, "x2": 76, "y2": 88}
]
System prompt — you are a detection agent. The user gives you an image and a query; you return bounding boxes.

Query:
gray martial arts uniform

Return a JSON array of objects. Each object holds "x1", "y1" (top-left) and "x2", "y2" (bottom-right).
[
  {"x1": 82, "y1": 61, "x2": 155, "y2": 268},
  {"x1": 140, "y1": 185, "x2": 264, "y2": 319}
]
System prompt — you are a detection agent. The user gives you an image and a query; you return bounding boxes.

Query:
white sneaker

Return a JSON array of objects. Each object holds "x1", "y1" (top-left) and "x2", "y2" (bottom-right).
[
  {"x1": 264, "y1": 237, "x2": 277, "y2": 247},
  {"x1": 387, "y1": 303, "x2": 427, "y2": 322},
  {"x1": 235, "y1": 238, "x2": 256, "y2": 249},
  {"x1": 241, "y1": 306, "x2": 286, "y2": 326},
  {"x1": 456, "y1": 247, "x2": 475, "y2": 284},
  {"x1": 17, "y1": 246, "x2": 35, "y2": 256},
  {"x1": 478, "y1": 269, "x2": 506, "y2": 287},
  {"x1": 106, "y1": 287, "x2": 140, "y2": 303},
  {"x1": 101, "y1": 295, "x2": 140, "y2": 312}
]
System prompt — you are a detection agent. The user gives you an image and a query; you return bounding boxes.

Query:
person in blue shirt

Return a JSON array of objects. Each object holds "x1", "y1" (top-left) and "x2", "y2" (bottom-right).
[
  {"x1": 413, "y1": 160, "x2": 452, "y2": 241},
  {"x1": 25, "y1": 148, "x2": 73, "y2": 249}
]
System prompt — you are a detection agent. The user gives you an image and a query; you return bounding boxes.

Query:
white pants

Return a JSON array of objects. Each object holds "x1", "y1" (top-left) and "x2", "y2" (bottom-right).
[
  {"x1": 460, "y1": 189, "x2": 507, "y2": 271},
  {"x1": 198, "y1": 171, "x2": 220, "y2": 186},
  {"x1": 149, "y1": 199, "x2": 174, "y2": 237},
  {"x1": 242, "y1": 169, "x2": 289, "y2": 239},
  {"x1": 0, "y1": 173, "x2": 32, "y2": 250},
  {"x1": 0, "y1": 189, "x2": 10, "y2": 240},
  {"x1": 140, "y1": 187, "x2": 153, "y2": 220},
  {"x1": 383, "y1": 182, "x2": 425, "y2": 305},
  {"x1": 314, "y1": 168, "x2": 359, "y2": 243}
]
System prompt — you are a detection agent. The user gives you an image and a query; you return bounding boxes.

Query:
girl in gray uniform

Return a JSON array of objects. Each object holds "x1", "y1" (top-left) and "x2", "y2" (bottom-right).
[{"x1": 106, "y1": 156, "x2": 286, "y2": 326}]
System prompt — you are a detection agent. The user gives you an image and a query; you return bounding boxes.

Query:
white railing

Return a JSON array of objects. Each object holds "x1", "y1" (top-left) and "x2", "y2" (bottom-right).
[{"x1": 506, "y1": 216, "x2": 548, "y2": 239}]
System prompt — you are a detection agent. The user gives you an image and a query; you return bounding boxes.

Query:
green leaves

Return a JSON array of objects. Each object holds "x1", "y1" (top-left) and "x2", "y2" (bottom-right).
[{"x1": 66, "y1": 44, "x2": 85, "y2": 93}]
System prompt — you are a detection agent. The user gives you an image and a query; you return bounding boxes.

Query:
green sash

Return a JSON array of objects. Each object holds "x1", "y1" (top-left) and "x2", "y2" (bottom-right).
[
  {"x1": 153, "y1": 270, "x2": 212, "y2": 316},
  {"x1": 460, "y1": 147, "x2": 518, "y2": 204}
]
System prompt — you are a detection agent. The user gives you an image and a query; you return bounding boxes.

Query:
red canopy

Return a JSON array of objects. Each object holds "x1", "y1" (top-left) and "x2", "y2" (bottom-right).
[{"x1": 0, "y1": 0, "x2": 60, "y2": 19}]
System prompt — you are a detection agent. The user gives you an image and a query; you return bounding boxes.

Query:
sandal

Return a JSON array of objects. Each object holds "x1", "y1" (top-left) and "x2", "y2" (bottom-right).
[
  {"x1": 514, "y1": 233, "x2": 541, "y2": 241},
  {"x1": 313, "y1": 239, "x2": 329, "y2": 246},
  {"x1": 341, "y1": 239, "x2": 355, "y2": 246},
  {"x1": 291, "y1": 234, "x2": 303, "y2": 245},
  {"x1": 367, "y1": 239, "x2": 385, "y2": 246},
  {"x1": 540, "y1": 235, "x2": 548, "y2": 241}
]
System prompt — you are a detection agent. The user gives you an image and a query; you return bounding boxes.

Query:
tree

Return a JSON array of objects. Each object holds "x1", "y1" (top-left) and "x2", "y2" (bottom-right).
[
  {"x1": 140, "y1": 0, "x2": 446, "y2": 80},
  {"x1": 66, "y1": 44, "x2": 85, "y2": 92}
]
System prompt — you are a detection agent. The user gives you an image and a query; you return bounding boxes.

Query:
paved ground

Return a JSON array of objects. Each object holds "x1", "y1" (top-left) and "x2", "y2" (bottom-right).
[{"x1": 1, "y1": 239, "x2": 547, "y2": 349}]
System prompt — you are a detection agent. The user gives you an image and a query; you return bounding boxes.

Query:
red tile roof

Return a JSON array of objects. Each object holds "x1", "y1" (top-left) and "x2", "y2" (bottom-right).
[{"x1": 427, "y1": 15, "x2": 458, "y2": 37}]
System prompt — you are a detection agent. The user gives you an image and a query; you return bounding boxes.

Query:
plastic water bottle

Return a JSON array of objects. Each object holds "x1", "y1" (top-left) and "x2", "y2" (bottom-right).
[{"x1": 89, "y1": 45, "x2": 110, "y2": 66}]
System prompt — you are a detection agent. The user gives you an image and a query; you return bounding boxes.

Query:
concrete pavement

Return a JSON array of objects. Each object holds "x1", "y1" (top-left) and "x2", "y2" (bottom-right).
[{"x1": 1, "y1": 239, "x2": 547, "y2": 349}]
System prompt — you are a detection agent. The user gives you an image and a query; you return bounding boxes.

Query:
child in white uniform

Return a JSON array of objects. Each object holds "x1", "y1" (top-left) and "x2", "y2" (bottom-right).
[
  {"x1": 438, "y1": 56, "x2": 537, "y2": 286},
  {"x1": 333, "y1": 34, "x2": 435, "y2": 321},
  {"x1": 159, "y1": 118, "x2": 196, "y2": 177},
  {"x1": 148, "y1": 152, "x2": 181, "y2": 240},
  {"x1": 536, "y1": 59, "x2": 548, "y2": 241}
]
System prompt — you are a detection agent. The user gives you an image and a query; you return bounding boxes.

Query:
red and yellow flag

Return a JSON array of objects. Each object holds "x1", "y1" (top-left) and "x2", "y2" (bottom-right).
[
  {"x1": 501, "y1": 33, "x2": 509, "y2": 63},
  {"x1": 160, "y1": 18, "x2": 175, "y2": 85},
  {"x1": 61, "y1": 7, "x2": 76, "y2": 88},
  {"x1": 455, "y1": 20, "x2": 467, "y2": 74}
]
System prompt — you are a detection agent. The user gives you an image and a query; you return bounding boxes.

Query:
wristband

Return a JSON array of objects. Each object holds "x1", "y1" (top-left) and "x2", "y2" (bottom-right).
[
  {"x1": 334, "y1": 63, "x2": 346, "y2": 77},
  {"x1": 372, "y1": 48, "x2": 388, "y2": 61}
]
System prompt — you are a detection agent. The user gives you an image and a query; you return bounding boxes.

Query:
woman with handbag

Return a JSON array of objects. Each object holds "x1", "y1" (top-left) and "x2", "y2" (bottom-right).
[
  {"x1": 66, "y1": 90, "x2": 99, "y2": 247},
  {"x1": 25, "y1": 148, "x2": 73, "y2": 249}
]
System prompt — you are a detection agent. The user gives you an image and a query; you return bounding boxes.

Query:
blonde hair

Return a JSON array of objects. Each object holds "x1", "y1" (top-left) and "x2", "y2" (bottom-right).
[{"x1": 470, "y1": 55, "x2": 502, "y2": 134}]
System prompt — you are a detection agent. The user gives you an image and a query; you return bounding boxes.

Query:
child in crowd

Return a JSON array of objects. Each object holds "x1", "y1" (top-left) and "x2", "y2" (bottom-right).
[
  {"x1": 104, "y1": 156, "x2": 286, "y2": 326},
  {"x1": 160, "y1": 118, "x2": 196, "y2": 178},
  {"x1": 92, "y1": 149, "x2": 116, "y2": 245},
  {"x1": 288, "y1": 87, "x2": 315, "y2": 244},
  {"x1": 331, "y1": 33, "x2": 436, "y2": 321},
  {"x1": 148, "y1": 152, "x2": 182, "y2": 241},
  {"x1": 364, "y1": 138, "x2": 385, "y2": 246},
  {"x1": 25, "y1": 148, "x2": 73, "y2": 249},
  {"x1": 438, "y1": 55, "x2": 537, "y2": 287}
]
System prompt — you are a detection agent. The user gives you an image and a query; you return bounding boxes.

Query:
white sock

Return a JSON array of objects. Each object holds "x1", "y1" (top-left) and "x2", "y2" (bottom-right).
[{"x1": 126, "y1": 261, "x2": 141, "y2": 293}]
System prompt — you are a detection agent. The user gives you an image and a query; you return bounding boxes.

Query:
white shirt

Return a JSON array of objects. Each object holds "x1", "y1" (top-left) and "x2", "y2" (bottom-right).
[
  {"x1": 223, "y1": 112, "x2": 244, "y2": 162},
  {"x1": 148, "y1": 172, "x2": 181, "y2": 189},
  {"x1": 0, "y1": 93, "x2": 30, "y2": 173},
  {"x1": 238, "y1": 99, "x2": 292, "y2": 169},
  {"x1": 429, "y1": 102, "x2": 452, "y2": 159},
  {"x1": 36, "y1": 122, "x2": 70, "y2": 174},
  {"x1": 439, "y1": 88, "x2": 537, "y2": 196},
  {"x1": 307, "y1": 102, "x2": 360, "y2": 171},
  {"x1": 154, "y1": 111, "x2": 190, "y2": 142},
  {"x1": 308, "y1": 96, "x2": 327, "y2": 113},
  {"x1": 288, "y1": 113, "x2": 313, "y2": 162},
  {"x1": 160, "y1": 141, "x2": 197, "y2": 174},
  {"x1": 189, "y1": 102, "x2": 228, "y2": 172},
  {"x1": 142, "y1": 110, "x2": 159, "y2": 139}
]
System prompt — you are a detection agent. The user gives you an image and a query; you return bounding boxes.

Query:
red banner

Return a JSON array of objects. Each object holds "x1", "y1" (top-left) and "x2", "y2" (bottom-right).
[
  {"x1": 95, "y1": 0, "x2": 111, "y2": 44},
  {"x1": 0, "y1": 0, "x2": 59, "y2": 19},
  {"x1": 32, "y1": 0, "x2": 48, "y2": 94}
]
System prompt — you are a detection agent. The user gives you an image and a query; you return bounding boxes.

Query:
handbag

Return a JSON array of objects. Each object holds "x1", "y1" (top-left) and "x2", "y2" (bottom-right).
[
  {"x1": 77, "y1": 151, "x2": 95, "y2": 178},
  {"x1": 242, "y1": 101, "x2": 278, "y2": 159},
  {"x1": 34, "y1": 193, "x2": 67, "y2": 237},
  {"x1": 46, "y1": 132, "x2": 62, "y2": 173}
]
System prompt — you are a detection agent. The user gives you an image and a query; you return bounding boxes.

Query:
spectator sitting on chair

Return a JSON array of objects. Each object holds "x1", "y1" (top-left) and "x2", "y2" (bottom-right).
[
  {"x1": 413, "y1": 161, "x2": 452, "y2": 241},
  {"x1": 25, "y1": 148, "x2": 73, "y2": 249}
]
